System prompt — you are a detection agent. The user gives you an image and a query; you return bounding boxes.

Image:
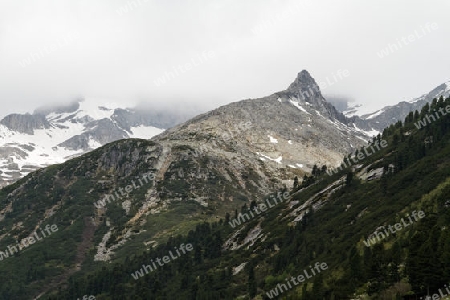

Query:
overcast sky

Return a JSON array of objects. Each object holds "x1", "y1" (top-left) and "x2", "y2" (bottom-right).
[{"x1": 0, "y1": 0, "x2": 449, "y2": 118}]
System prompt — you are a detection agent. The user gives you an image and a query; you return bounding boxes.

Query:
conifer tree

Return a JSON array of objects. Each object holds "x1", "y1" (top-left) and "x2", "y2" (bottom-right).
[{"x1": 248, "y1": 265, "x2": 257, "y2": 298}]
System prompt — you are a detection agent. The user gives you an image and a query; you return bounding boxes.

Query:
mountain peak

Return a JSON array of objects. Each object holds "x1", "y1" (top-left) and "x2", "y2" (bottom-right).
[
  {"x1": 279, "y1": 70, "x2": 348, "y2": 124},
  {"x1": 297, "y1": 69, "x2": 313, "y2": 80},
  {"x1": 287, "y1": 70, "x2": 319, "y2": 93}
]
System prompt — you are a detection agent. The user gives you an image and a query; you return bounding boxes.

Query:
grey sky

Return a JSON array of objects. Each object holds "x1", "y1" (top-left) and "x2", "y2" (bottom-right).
[{"x1": 0, "y1": 0, "x2": 449, "y2": 118}]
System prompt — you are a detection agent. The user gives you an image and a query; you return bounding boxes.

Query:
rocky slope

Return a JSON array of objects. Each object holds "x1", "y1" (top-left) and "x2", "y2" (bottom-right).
[{"x1": 157, "y1": 70, "x2": 369, "y2": 174}]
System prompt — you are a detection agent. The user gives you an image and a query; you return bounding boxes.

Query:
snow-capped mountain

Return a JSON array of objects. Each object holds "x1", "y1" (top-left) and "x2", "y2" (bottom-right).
[
  {"x1": 345, "y1": 81, "x2": 450, "y2": 135},
  {"x1": 407, "y1": 81, "x2": 450, "y2": 105},
  {"x1": 0, "y1": 99, "x2": 194, "y2": 187}
]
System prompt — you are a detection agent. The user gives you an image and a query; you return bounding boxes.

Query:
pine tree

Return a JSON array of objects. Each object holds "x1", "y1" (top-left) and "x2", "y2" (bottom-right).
[
  {"x1": 301, "y1": 283, "x2": 308, "y2": 300},
  {"x1": 348, "y1": 246, "x2": 363, "y2": 288},
  {"x1": 248, "y1": 265, "x2": 257, "y2": 298},
  {"x1": 406, "y1": 217, "x2": 441, "y2": 293},
  {"x1": 312, "y1": 273, "x2": 325, "y2": 299},
  {"x1": 312, "y1": 164, "x2": 319, "y2": 177},
  {"x1": 439, "y1": 228, "x2": 450, "y2": 279},
  {"x1": 225, "y1": 212, "x2": 230, "y2": 225},
  {"x1": 345, "y1": 172, "x2": 353, "y2": 186},
  {"x1": 194, "y1": 245, "x2": 203, "y2": 264},
  {"x1": 387, "y1": 241, "x2": 401, "y2": 283},
  {"x1": 293, "y1": 176, "x2": 299, "y2": 189}
]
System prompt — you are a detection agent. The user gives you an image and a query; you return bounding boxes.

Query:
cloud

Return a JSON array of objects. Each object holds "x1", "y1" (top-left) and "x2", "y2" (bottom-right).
[{"x1": 0, "y1": 0, "x2": 449, "y2": 118}]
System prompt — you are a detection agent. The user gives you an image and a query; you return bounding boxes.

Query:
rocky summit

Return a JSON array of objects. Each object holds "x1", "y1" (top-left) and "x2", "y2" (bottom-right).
[{"x1": 156, "y1": 70, "x2": 369, "y2": 176}]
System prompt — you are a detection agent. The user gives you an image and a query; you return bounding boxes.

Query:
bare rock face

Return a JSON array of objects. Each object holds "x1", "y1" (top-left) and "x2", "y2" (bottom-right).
[
  {"x1": 58, "y1": 119, "x2": 130, "y2": 151},
  {"x1": 0, "y1": 114, "x2": 51, "y2": 134},
  {"x1": 157, "y1": 70, "x2": 368, "y2": 173},
  {"x1": 285, "y1": 70, "x2": 348, "y2": 123}
]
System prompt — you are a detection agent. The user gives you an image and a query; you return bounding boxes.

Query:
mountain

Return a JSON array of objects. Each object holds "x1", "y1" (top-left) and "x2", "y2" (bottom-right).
[
  {"x1": 345, "y1": 81, "x2": 450, "y2": 134},
  {"x1": 0, "y1": 70, "x2": 373, "y2": 299},
  {"x1": 0, "y1": 72, "x2": 449, "y2": 299},
  {"x1": 0, "y1": 99, "x2": 196, "y2": 188},
  {"x1": 157, "y1": 70, "x2": 368, "y2": 171},
  {"x1": 0, "y1": 78, "x2": 446, "y2": 299},
  {"x1": 0, "y1": 71, "x2": 371, "y2": 190},
  {"x1": 43, "y1": 86, "x2": 450, "y2": 300}
]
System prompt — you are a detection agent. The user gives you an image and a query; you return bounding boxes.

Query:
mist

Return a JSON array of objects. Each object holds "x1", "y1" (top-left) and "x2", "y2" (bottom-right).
[{"x1": 1, "y1": 0, "x2": 449, "y2": 118}]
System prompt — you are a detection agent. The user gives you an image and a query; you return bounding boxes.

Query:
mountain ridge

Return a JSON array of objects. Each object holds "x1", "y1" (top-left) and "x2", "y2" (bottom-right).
[
  {"x1": 6, "y1": 82, "x2": 449, "y2": 300},
  {"x1": 344, "y1": 81, "x2": 450, "y2": 133},
  {"x1": 0, "y1": 99, "x2": 198, "y2": 188}
]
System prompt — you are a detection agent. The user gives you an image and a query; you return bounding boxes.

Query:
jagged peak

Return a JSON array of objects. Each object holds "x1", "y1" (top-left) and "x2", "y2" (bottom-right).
[
  {"x1": 286, "y1": 70, "x2": 321, "y2": 95},
  {"x1": 280, "y1": 70, "x2": 348, "y2": 124}
]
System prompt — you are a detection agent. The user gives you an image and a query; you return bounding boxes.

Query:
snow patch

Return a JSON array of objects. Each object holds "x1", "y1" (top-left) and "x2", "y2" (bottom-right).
[
  {"x1": 352, "y1": 124, "x2": 379, "y2": 138},
  {"x1": 289, "y1": 100, "x2": 311, "y2": 115},
  {"x1": 268, "y1": 135, "x2": 278, "y2": 143},
  {"x1": 256, "y1": 152, "x2": 282, "y2": 164},
  {"x1": 364, "y1": 109, "x2": 384, "y2": 120},
  {"x1": 130, "y1": 125, "x2": 165, "y2": 139}
]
